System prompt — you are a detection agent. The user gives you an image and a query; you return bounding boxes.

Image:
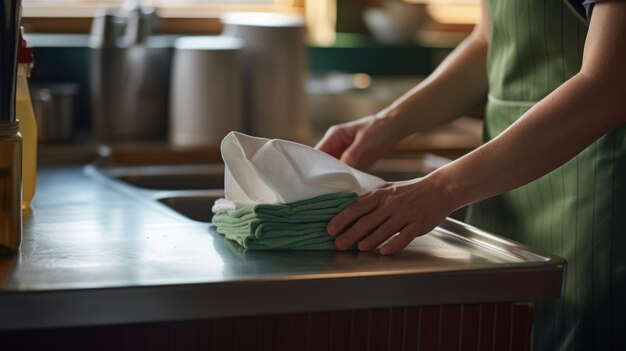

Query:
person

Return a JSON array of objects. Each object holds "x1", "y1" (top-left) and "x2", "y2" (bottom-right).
[{"x1": 315, "y1": 0, "x2": 626, "y2": 349}]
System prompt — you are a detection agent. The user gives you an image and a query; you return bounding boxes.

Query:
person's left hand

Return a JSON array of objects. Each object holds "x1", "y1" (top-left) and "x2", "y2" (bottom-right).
[{"x1": 327, "y1": 176, "x2": 452, "y2": 255}]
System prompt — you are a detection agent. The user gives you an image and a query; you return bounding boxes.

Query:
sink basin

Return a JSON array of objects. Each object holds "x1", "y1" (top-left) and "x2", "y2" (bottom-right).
[
  {"x1": 158, "y1": 194, "x2": 223, "y2": 222},
  {"x1": 105, "y1": 164, "x2": 225, "y2": 190},
  {"x1": 89, "y1": 153, "x2": 457, "y2": 222},
  {"x1": 118, "y1": 173, "x2": 223, "y2": 190},
  {"x1": 102, "y1": 155, "x2": 448, "y2": 192},
  {"x1": 150, "y1": 155, "x2": 456, "y2": 223}
]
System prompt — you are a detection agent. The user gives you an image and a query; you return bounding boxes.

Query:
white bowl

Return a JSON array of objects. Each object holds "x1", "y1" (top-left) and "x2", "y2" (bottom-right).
[{"x1": 363, "y1": 3, "x2": 429, "y2": 44}]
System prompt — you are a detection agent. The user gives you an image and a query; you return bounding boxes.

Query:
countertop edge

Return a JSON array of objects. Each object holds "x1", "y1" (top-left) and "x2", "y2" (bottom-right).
[{"x1": 0, "y1": 264, "x2": 563, "y2": 331}]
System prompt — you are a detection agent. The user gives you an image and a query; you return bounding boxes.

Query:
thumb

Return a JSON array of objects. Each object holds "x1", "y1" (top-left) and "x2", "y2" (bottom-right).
[
  {"x1": 316, "y1": 128, "x2": 353, "y2": 159},
  {"x1": 340, "y1": 138, "x2": 369, "y2": 170},
  {"x1": 315, "y1": 135, "x2": 343, "y2": 159}
]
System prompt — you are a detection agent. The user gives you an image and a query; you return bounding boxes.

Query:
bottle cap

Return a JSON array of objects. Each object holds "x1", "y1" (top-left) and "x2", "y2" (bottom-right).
[
  {"x1": 18, "y1": 27, "x2": 33, "y2": 64},
  {"x1": 0, "y1": 121, "x2": 19, "y2": 136}
]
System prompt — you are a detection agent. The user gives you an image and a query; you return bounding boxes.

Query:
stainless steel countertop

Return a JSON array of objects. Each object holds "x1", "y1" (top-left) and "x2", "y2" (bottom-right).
[{"x1": 0, "y1": 166, "x2": 565, "y2": 331}]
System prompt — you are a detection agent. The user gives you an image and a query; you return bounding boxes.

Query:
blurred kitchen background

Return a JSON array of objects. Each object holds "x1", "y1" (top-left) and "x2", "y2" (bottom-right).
[{"x1": 21, "y1": 0, "x2": 483, "y2": 161}]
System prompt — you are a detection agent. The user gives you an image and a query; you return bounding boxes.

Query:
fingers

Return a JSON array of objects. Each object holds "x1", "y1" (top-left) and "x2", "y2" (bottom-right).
[
  {"x1": 316, "y1": 116, "x2": 391, "y2": 170},
  {"x1": 315, "y1": 126, "x2": 352, "y2": 159},
  {"x1": 340, "y1": 123, "x2": 380, "y2": 170},
  {"x1": 357, "y1": 217, "x2": 405, "y2": 251},
  {"x1": 334, "y1": 211, "x2": 390, "y2": 251},
  {"x1": 327, "y1": 195, "x2": 379, "y2": 236},
  {"x1": 379, "y1": 222, "x2": 425, "y2": 255},
  {"x1": 340, "y1": 138, "x2": 369, "y2": 170},
  {"x1": 327, "y1": 178, "x2": 447, "y2": 255}
]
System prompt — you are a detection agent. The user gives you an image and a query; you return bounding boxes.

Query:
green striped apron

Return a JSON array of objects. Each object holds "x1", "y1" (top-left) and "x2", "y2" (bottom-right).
[{"x1": 466, "y1": 1, "x2": 626, "y2": 350}]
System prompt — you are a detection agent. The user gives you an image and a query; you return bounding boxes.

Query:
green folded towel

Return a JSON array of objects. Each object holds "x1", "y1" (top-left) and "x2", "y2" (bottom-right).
[{"x1": 212, "y1": 192, "x2": 358, "y2": 250}]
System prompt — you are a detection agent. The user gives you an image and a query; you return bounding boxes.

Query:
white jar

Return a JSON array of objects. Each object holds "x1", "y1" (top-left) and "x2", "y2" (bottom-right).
[
  {"x1": 221, "y1": 12, "x2": 310, "y2": 144},
  {"x1": 169, "y1": 36, "x2": 244, "y2": 147}
]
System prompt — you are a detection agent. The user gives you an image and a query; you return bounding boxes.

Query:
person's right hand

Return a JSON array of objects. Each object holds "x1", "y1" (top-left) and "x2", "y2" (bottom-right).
[{"x1": 315, "y1": 115, "x2": 402, "y2": 170}]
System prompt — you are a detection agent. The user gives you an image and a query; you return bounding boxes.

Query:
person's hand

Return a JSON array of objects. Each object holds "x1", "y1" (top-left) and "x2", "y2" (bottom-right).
[
  {"x1": 327, "y1": 176, "x2": 452, "y2": 255},
  {"x1": 315, "y1": 115, "x2": 401, "y2": 170}
]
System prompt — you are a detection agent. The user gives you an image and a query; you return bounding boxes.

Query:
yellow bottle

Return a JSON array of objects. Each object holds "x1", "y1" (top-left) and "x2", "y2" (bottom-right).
[
  {"x1": 0, "y1": 121, "x2": 23, "y2": 254},
  {"x1": 16, "y1": 28, "x2": 37, "y2": 209}
]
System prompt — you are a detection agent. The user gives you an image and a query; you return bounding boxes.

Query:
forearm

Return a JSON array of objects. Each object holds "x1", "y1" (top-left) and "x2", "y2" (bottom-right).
[
  {"x1": 327, "y1": 73, "x2": 625, "y2": 255},
  {"x1": 433, "y1": 1, "x2": 626, "y2": 212},
  {"x1": 435, "y1": 72, "x2": 626, "y2": 212},
  {"x1": 382, "y1": 27, "x2": 489, "y2": 139},
  {"x1": 324, "y1": 0, "x2": 626, "y2": 256}
]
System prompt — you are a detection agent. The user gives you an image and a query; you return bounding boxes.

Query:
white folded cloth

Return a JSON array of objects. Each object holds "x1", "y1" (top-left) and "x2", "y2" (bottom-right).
[{"x1": 212, "y1": 132, "x2": 385, "y2": 213}]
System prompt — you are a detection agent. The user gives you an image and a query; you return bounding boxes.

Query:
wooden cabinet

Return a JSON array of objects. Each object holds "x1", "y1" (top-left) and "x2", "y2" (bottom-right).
[{"x1": 2, "y1": 303, "x2": 532, "y2": 351}]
